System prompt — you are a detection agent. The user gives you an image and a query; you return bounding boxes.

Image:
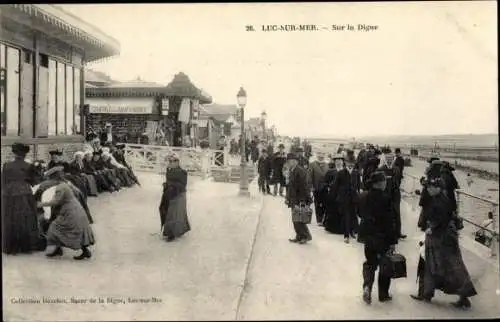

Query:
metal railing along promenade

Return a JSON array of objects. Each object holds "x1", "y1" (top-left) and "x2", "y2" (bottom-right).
[{"x1": 401, "y1": 173, "x2": 499, "y2": 259}]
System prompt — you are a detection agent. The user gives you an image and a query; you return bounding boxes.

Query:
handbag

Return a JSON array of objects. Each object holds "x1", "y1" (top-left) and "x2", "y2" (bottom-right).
[
  {"x1": 292, "y1": 203, "x2": 313, "y2": 224},
  {"x1": 380, "y1": 252, "x2": 407, "y2": 279}
]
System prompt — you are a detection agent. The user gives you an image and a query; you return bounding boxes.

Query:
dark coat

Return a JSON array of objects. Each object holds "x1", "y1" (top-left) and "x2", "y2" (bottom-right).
[
  {"x1": 286, "y1": 165, "x2": 311, "y2": 208},
  {"x1": 271, "y1": 152, "x2": 287, "y2": 182},
  {"x1": 257, "y1": 156, "x2": 272, "y2": 178},
  {"x1": 99, "y1": 131, "x2": 118, "y2": 145},
  {"x1": 82, "y1": 159, "x2": 97, "y2": 175},
  {"x1": 298, "y1": 155, "x2": 309, "y2": 169},
  {"x1": 164, "y1": 167, "x2": 187, "y2": 200},
  {"x1": 378, "y1": 164, "x2": 402, "y2": 198},
  {"x1": 358, "y1": 188, "x2": 398, "y2": 252},
  {"x1": 48, "y1": 160, "x2": 71, "y2": 173},
  {"x1": 68, "y1": 160, "x2": 85, "y2": 175},
  {"x1": 393, "y1": 155, "x2": 405, "y2": 177}
]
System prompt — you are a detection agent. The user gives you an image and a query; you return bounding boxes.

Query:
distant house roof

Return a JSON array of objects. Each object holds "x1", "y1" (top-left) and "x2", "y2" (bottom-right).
[
  {"x1": 85, "y1": 77, "x2": 168, "y2": 97},
  {"x1": 165, "y1": 72, "x2": 212, "y2": 104}
]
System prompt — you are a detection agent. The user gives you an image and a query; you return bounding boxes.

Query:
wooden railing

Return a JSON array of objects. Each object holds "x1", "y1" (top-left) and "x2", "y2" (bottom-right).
[{"x1": 121, "y1": 143, "x2": 231, "y2": 177}]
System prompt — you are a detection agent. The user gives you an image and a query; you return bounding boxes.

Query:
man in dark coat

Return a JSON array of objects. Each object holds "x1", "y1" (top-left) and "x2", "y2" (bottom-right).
[
  {"x1": 378, "y1": 153, "x2": 406, "y2": 239},
  {"x1": 271, "y1": 144, "x2": 287, "y2": 196},
  {"x1": 308, "y1": 152, "x2": 329, "y2": 225},
  {"x1": 362, "y1": 147, "x2": 381, "y2": 189},
  {"x1": 358, "y1": 171, "x2": 399, "y2": 305},
  {"x1": 257, "y1": 149, "x2": 272, "y2": 194},
  {"x1": 47, "y1": 149, "x2": 71, "y2": 172},
  {"x1": 99, "y1": 122, "x2": 118, "y2": 146},
  {"x1": 286, "y1": 153, "x2": 312, "y2": 244},
  {"x1": 393, "y1": 148, "x2": 405, "y2": 176},
  {"x1": 295, "y1": 147, "x2": 309, "y2": 169}
]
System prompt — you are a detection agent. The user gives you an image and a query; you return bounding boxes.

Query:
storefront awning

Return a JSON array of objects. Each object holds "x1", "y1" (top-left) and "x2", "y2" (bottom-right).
[{"x1": 86, "y1": 97, "x2": 155, "y2": 114}]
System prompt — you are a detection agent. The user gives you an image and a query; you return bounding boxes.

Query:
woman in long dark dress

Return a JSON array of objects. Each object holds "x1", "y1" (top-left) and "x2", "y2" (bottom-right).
[
  {"x1": 1, "y1": 143, "x2": 44, "y2": 254},
  {"x1": 39, "y1": 166, "x2": 95, "y2": 260},
  {"x1": 159, "y1": 153, "x2": 190, "y2": 242},
  {"x1": 412, "y1": 178, "x2": 477, "y2": 308}
]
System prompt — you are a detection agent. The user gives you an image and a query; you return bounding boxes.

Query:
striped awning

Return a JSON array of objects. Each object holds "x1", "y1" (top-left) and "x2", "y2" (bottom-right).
[{"x1": 6, "y1": 4, "x2": 120, "y2": 62}]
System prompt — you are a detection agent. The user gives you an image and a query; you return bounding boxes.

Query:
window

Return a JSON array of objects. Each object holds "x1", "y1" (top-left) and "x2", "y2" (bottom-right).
[
  {"x1": 47, "y1": 59, "x2": 57, "y2": 136},
  {"x1": 2, "y1": 44, "x2": 21, "y2": 136},
  {"x1": 65, "y1": 65, "x2": 74, "y2": 135},
  {"x1": 56, "y1": 61, "x2": 66, "y2": 135},
  {"x1": 73, "y1": 67, "x2": 81, "y2": 134}
]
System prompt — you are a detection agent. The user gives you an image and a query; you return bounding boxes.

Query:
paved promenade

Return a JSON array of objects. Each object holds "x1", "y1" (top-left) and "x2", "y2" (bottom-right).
[{"x1": 2, "y1": 172, "x2": 499, "y2": 321}]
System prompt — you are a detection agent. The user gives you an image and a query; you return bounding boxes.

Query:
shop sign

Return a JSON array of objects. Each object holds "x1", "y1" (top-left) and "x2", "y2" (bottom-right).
[{"x1": 87, "y1": 97, "x2": 154, "y2": 114}]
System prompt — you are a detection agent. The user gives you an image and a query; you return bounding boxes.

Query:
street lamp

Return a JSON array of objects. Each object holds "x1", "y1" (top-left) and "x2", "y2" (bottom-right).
[{"x1": 237, "y1": 87, "x2": 250, "y2": 197}]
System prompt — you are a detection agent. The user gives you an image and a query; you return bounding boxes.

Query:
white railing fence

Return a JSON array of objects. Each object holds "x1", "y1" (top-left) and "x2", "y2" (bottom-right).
[{"x1": 121, "y1": 143, "x2": 230, "y2": 177}]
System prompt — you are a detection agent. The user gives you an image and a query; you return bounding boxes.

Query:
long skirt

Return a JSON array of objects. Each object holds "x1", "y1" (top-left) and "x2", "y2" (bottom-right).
[
  {"x1": 324, "y1": 200, "x2": 344, "y2": 234},
  {"x1": 423, "y1": 230, "x2": 477, "y2": 298},
  {"x1": 82, "y1": 174, "x2": 99, "y2": 196},
  {"x1": 2, "y1": 192, "x2": 45, "y2": 254},
  {"x1": 46, "y1": 201, "x2": 95, "y2": 250},
  {"x1": 159, "y1": 192, "x2": 190, "y2": 238}
]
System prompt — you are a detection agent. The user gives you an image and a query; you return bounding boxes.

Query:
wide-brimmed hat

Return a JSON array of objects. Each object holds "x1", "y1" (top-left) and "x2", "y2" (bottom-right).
[
  {"x1": 44, "y1": 165, "x2": 64, "y2": 178},
  {"x1": 287, "y1": 153, "x2": 298, "y2": 161},
  {"x1": 11, "y1": 143, "x2": 30, "y2": 156},
  {"x1": 49, "y1": 149, "x2": 63, "y2": 156}
]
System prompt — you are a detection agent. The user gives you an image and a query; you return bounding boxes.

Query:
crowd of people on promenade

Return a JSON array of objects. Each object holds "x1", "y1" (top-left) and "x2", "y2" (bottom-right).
[
  {"x1": 254, "y1": 139, "x2": 477, "y2": 309},
  {"x1": 1, "y1": 131, "x2": 141, "y2": 260}
]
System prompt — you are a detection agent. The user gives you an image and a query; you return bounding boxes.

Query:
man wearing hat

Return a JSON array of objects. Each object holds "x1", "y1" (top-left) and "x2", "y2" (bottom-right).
[
  {"x1": 358, "y1": 171, "x2": 399, "y2": 305},
  {"x1": 295, "y1": 147, "x2": 309, "y2": 169},
  {"x1": 270, "y1": 143, "x2": 287, "y2": 196},
  {"x1": 99, "y1": 122, "x2": 117, "y2": 146},
  {"x1": 286, "y1": 153, "x2": 313, "y2": 244},
  {"x1": 48, "y1": 149, "x2": 71, "y2": 173},
  {"x1": 257, "y1": 149, "x2": 272, "y2": 194},
  {"x1": 378, "y1": 152, "x2": 406, "y2": 240},
  {"x1": 393, "y1": 148, "x2": 405, "y2": 176},
  {"x1": 308, "y1": 151, "x2": 329, "y2": 225}
]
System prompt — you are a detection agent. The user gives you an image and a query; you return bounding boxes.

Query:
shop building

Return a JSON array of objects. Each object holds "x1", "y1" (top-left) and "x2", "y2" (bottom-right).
[
  {"x1": 1, "y1": 4, "x2": 120, "y2": 165},
  {"x1": 85, "y1": 72, "x2": 212, "y2": 147}
]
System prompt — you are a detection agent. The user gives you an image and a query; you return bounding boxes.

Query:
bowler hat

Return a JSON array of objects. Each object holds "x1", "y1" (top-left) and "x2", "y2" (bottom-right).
[
  {"x1": 11, "y1": 143, "x2": 30, "y2": 156},
  {"x1": 395, "y1": 148, "x2": 401, "y2": 154},
  {"x1": 369, "y1": 171, "x2": 386, "y2": 184}
]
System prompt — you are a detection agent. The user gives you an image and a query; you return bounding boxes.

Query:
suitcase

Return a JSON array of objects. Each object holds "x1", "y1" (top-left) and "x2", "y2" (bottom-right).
[
  {"x1": 292, "y1": 204, "x2": 313, "y2": 224},
  {"x1": 380, "y1": 252, "x2": 407, "y2": 279}
]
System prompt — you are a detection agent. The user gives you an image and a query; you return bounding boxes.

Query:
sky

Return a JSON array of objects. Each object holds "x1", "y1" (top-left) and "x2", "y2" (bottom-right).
[{"x1": 59, "y1": 2, "x2": 497, "y2": 138}]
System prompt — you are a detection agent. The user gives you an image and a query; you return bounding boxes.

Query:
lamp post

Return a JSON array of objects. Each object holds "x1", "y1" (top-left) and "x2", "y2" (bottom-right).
[{"x1": 237, "y1": 87, "x2": 250, "y2": 196}]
